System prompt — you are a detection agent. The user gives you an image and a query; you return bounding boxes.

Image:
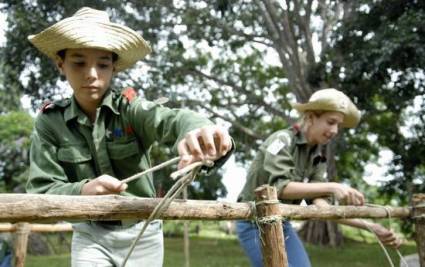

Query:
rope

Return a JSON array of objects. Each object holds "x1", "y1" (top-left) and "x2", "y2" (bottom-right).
[
  {"x1": 257, "y1": 215, "x2": 284, "y2": 224},
  {"x1": 170, "y1": 160, "x2": 214, "y2": 180},
  {"x1": 364, "y1": 203, "x2": 410, "y2": 267},
  {"x1": 121, "y1": 156, "x2": 180, "y2": 184},
  {"x1": 120, "y1": 159, "x2": 211, "y2": 267},
  {"x1": 360, "y1": 219, "x2": 396, "y2": 267}
]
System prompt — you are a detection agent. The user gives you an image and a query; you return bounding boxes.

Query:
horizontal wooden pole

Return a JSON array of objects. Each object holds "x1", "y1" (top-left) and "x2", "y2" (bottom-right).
[
  {"x1": 0, "y1": 194, "x2": 410, "y2": 223},
  {"x1": 0, "y1": 223, "x2": 73, "y2": 232},
  {"x1": 276, "y1": 204, "x2": 410, "y2": 220}
]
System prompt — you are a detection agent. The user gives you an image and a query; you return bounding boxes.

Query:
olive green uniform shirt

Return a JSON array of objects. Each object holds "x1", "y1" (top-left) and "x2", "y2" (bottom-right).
[
  {"x1": 26, "y1": 89, "x2": 216, "y2": 197},
  {"x1": 238, "y1": 128, "x2": 327, "y2": 203}
]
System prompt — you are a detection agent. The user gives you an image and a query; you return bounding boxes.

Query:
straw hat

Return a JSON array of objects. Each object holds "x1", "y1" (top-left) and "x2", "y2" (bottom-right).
[
  {"x1": 291, "y1": 88, "x2": 361, "y2": 128},
  {"x1": 28, "y1": 7, "x2": 151, "y2": 72}
]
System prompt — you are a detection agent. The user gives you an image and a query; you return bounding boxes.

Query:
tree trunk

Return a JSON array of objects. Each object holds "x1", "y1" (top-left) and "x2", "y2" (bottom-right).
[{"x1": 298, "y1": 220, "x2": 343, "y2": 247}]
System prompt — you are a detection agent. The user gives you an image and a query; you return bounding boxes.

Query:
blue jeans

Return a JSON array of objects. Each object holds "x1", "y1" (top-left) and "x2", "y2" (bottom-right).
[
  {"x1": 0, "y1": 253, "x2": 12, "y2": 267},
  {"x1": 236, "y1": 221, "x2": 311, "y2": 267}
]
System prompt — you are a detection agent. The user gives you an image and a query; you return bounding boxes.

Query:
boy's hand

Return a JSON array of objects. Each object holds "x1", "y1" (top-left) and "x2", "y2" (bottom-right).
[
  {"x1": 81, "y1": 174, "x2": 127, "y2": 195},
  {"x1": 177, "y1": 125, "x2": 232, "y2": 169}
]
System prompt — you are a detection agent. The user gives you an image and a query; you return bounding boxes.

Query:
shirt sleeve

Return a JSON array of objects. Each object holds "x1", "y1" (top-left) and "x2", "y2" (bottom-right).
[
  {"x1": 126, "y1": 97, "x2": 233, "y2": 173},
  {"x1": 26, "y1": 119, "x2": 89, "y2": 195},
  {"x1": 126, "y1": 98, "x2": 212, "y2": 150},
  {"x1": 262, "y1": 132, "x2": 300, "y2": 197}
]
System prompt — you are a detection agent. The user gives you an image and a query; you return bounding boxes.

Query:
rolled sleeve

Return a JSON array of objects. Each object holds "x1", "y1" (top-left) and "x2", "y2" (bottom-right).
[{"x1": 262, "y1": 133, "x2": 300, "y2": 197}]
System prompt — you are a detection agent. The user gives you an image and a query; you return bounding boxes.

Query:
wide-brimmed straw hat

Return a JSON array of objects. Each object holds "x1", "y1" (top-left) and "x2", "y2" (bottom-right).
[
  {"x1": 291, "y1": 88, "x2": 361, "y2": 128},
  {"x1": 28, "y1": 7, "x2": 151, "y2": 72}
]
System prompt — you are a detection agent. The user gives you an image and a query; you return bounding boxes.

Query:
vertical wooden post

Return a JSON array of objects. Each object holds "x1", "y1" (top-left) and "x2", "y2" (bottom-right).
[
  {"x1": 255, "y1": 185, "x2": 288, "y2": 267},
  {"x1": 183, "y1": 188, "x2": 190, "y2": 267},
  {"x1": 14, "y1": 222, "x2": 31, "y2": 267},
  {"x1": 413, "y1": 194, "x2": 425, "y2": 267}
]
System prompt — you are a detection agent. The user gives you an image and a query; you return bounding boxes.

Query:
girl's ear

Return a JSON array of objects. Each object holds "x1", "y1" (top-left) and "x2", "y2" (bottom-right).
[{"x1": 303, "y1": 112, "x2": 314, "y2": 129}]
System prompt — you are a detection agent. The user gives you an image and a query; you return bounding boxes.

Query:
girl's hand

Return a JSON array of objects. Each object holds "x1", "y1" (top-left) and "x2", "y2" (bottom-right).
[
  {"x1": 369, "y1": 223, "x2": 402, "y2": 248},
  {"x1": 330, "y1": 183, "x2": 365, "y2": 206}
]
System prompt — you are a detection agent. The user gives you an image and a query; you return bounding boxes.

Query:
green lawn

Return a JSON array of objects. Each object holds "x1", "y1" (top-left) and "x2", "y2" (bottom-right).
[{"x1": 25, "y1": 236, "x2": 417, "y2": 267}]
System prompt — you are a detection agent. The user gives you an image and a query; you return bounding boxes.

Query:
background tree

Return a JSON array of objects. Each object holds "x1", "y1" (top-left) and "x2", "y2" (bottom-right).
[
  {"x1": 0, "y1": 111, "x2": 33, "y2": 192},
  {"x1": 320, "y1": 0, "x2": 425, "y2": 229},
  {"x1": 1, "y1": 0, "x2": 423, "y2": 243}
]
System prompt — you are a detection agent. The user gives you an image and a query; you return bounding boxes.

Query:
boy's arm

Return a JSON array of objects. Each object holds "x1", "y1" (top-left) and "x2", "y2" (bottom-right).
[
  {"x1": 26, "y1": 129, "x2": 90, "y2": 195},
  {"x1": 126, "y1": 96, "x2": 233, "y2": 169}
]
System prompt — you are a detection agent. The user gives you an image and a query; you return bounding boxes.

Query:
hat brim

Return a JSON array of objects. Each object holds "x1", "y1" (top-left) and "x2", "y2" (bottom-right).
[
  {"x1": 291, "y1": 101, "x2": 360, "y2": 128},
  {"x1": 28, "y1": 17, "x2": 151, "y2": 72}
]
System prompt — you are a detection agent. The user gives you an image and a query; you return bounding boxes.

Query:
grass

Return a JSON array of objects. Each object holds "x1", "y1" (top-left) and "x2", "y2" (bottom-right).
[
  {"x1": 25, "y1": 236, "x2": 417, "y2": 267},
  {"x1": 24, "y1": 221, "x2": 418, "y2": 267}
]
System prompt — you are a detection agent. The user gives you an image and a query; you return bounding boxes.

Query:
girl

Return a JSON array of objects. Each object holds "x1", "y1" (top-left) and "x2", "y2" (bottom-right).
[{"x1": 236, "y1": 88, "x2": 401, "y2": 267}]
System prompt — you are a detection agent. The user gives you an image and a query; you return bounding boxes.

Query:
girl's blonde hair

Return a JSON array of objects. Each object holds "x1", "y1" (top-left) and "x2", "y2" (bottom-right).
[{"x1": 297, "y1": 110, "x2": 326, "y2": 131}]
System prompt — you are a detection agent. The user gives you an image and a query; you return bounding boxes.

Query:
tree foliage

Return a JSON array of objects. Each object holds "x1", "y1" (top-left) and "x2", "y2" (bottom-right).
[
  {"x1": 319, "y1": 0, "x2": 425, "y2": 205},
  {"x1": 0, "y1": 0, "x2": 423, "y2": 216},
  {"x1": 0, "y1": 111, "x2": 33, "y2": 192}
]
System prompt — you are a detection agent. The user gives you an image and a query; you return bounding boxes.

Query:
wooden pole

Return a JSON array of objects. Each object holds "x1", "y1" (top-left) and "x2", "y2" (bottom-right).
[
  {"x1": 0, "y1": 223, "x2": 73, "y2": 233},
  {"x1": 0, "y1": 194, "x2": 410, "y2": 222},
  {"x1": 255, "y1": 185, "x2": 287, "y2": 267},
  {"x1": 13, "y1": 222, "x2": 30, "y2": 267},
  {"x1": 183, "y1": 188, "x2": 190, "y2": 267},
  {"x1": 413, "y1": 194, "x2": 425, "y2": 267}
]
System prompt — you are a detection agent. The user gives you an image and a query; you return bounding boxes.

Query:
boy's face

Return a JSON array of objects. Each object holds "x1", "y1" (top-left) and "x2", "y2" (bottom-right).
[{"x1": 56, "y1": 48, "x2": 115, "y2": 107}]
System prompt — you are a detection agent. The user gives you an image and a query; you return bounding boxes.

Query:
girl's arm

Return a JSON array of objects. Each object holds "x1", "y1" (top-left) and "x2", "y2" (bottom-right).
[{"x1": 280, "y1": 181, "x2": 364, "y2": 205}]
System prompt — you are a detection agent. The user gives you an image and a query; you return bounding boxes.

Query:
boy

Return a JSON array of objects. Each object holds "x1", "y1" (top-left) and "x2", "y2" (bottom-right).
[{"x1": 26, "y1": 7, "x2": 232, "y2": 267}]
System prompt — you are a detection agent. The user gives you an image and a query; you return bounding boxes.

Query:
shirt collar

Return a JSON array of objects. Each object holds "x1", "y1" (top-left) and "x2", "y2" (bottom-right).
[
  {"x1": 293, "y1": 127, "x2": 326, "y2": 161},
  {"x1": 64, "y1": 89, "x2": 120, "y2": 124},
  {"x1": 100, "y1": 89, "x2": 120, "y2": 115}
]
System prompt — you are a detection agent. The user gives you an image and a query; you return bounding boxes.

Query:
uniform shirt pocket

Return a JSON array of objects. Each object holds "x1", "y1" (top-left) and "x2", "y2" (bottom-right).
[
  {"x1": 106, "y1": 138, "x2": 143, "y2": 178},
  {"x1": 107, "y1": 138, "x2": 140, "y2": 160},
  {"x1": 57, "y1": 146, "x2": 95, "y2": 181}
]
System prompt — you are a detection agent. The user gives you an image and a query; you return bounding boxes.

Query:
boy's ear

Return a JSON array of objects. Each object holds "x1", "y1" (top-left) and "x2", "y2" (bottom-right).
[{"x1": 55, "y1": 56, "x2": 64, "y2": 75}]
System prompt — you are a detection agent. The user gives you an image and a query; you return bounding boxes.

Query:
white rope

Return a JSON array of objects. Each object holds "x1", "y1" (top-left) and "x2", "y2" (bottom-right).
[
  {"x1": 365, "y1": 203, "x2": 410, "y2": 267},
  {"x1": 121, "y1": 156, "x2": 180, "y2": 184},
  {"x1": 120, "y1": 160, "x2": 212, "y2": 267}
]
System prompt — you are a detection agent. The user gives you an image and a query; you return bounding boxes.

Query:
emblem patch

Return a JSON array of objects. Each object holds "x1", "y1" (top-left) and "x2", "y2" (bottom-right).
[{"x1": 266, "y1": 139, "x2": 286, "y2": 155}]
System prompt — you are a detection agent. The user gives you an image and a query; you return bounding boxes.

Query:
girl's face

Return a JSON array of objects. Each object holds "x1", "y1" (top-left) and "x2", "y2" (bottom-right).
[
  {"x1": 305, "y1": 111, "x2": 344, "y2": 145},
  {"x1": 56, "y1": 48, "x2": 115, "y2": 108}
]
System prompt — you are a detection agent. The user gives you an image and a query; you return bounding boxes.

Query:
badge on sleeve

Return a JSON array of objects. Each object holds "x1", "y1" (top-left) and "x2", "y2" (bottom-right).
[
  {"x1": 122, "y1": 87, "x2": 137, "y2": 102},
  {"x1": 266, "y1": 139, "x2": 286, "y2": 155},
  {"x1": 40, "y1": 101, "x2": 54, "y2": 113}
]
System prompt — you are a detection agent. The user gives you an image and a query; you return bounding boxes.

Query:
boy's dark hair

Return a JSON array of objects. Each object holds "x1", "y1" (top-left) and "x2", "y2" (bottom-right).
[{"x1": 56, "y1": 49, "x2": 118, "y2": 62}]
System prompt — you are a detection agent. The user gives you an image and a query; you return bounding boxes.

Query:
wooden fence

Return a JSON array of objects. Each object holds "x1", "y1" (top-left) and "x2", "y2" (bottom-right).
[{"x1": 0, "y1": 188, "x2": 423, "y2": 267}]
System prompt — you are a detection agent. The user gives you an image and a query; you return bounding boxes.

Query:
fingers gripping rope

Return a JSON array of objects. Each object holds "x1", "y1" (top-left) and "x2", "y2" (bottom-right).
[
  {"x1": 364, "y1": 203, "x2": 409, "y2": 267},
  {"x1": 120, "y1": 159, "x2": 213, "y2": 267}
]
